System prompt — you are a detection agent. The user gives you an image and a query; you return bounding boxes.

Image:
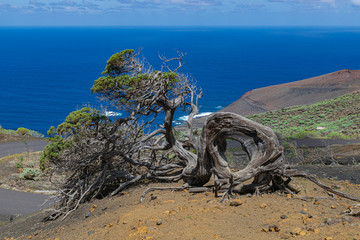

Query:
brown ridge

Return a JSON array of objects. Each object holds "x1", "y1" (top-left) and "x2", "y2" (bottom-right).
[{"x1": 220, "y1": 69, "x2": 360, "y2": 116}]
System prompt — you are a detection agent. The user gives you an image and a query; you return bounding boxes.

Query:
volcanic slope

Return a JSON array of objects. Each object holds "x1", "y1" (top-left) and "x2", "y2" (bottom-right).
[{"x1": 221, "y1": 69, "x2": 360, "y2": 116}]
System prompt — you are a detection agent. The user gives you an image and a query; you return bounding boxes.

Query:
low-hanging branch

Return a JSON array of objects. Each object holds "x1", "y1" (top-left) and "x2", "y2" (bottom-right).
[{"x1": 42, "y1": 49, "x2": 360, "y2": 221}]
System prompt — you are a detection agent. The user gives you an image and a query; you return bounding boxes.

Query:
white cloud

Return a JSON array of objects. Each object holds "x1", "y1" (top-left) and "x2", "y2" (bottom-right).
[
  {"x1": 351, "y1": 0, "x2": 360, "y2": 5},
  {"x1": 0, "y1": 0, "x2": 103, "y2": 13},
  {"x1": 114, "y1": 0, "x2": 222, "y2": 12},
  {"x1": 0, "y1": 3, "x2": 16, "y2": 11},
  {"x1": 269, "y1": 0, "x2": 334, "y2": 2},
  {"x1": 268, "y1": 0, "x2": 337, "y2": 9},
  {"x1": 29, "y1": 0, "x2": 46, "y2": 7},
  {"x1": 233, "y1": 2, "x2": 266, "y2": 12},
  {"x1": 116, "y1": 0, "x2": 221, "y2": 7}
]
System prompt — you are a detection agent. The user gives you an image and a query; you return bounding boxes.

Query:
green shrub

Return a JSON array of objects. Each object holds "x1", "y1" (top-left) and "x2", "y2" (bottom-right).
[
  {"x1": 40, "y1": 108, "x2": 102, "y2": 171},
  {"x1": 0, "y1": 128, "x2": 16, "y2": 135},
  {"x1": 292, "y1": 130, "x2": 321, "y2": 139},
  {"x1": 27, "y1": 130, "x2": 44, "y2": 138},
  {"x1": 327, "y1": 131, "x2": 347, "y2": 139},
  {"x1": 16, "y1": 156, "x2": 23, "y2": 169},
  {"x1": 40, "y1": 136, "x2": 71, "y2": 171},
  {"x1": 19, "y1": 168, "x2": 41, "y2": 180},
  {"x1": 16, "y1": 127, "x2": 30, "y2": 136},
  {"x1": 15, "y1": 127, "x2": 44, "y2": 138}
]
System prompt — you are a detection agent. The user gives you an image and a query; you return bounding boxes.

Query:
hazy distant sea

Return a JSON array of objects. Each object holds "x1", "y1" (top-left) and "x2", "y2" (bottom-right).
[{"x1": 1, "y1": 27, "x2": 360, "y2": 135}]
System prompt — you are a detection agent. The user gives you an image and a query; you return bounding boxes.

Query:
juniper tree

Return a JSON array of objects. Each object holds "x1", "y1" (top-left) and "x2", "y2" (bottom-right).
[{"x1": 44, "y1": 49, "x2": 360, "y2": 220}]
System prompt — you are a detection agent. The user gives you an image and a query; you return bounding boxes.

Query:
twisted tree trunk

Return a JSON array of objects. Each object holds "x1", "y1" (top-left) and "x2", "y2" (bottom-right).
[
  {"x1": 171, "y1": 112, "x2": 360, "y2": 202},
  {"x1": 181, "y1": 112, "x2": 284, "y2": 186}
]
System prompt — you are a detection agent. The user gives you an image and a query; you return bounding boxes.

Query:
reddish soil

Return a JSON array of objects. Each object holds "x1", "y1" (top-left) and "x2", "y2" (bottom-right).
[
  {"x1": 2, "y1": 140, "x2": 360, "y2": 239},
  {"x1": 2, "y1": 178, "x2": 360, "y2": 240},
  {"x1": 221, "y1": 69, "x2": 360, "y2": 116}
]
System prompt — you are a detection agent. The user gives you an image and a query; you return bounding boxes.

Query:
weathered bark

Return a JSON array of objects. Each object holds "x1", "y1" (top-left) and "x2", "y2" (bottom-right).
[
  {"x1": 179, "y1": 112, "x2": 360, "y2": 202},
  {"x1": 182, "y1": 112, "x2": 284, "y2": 186}
]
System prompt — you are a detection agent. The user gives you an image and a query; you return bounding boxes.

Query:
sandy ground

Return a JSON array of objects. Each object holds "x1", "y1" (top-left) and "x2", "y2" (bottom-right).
[
  {"x1": 1, "y1": 177, "x2": 360, "y2": 240},
  {"x1": 1, "y1": 140, "x2": 360, "y2": 240}
]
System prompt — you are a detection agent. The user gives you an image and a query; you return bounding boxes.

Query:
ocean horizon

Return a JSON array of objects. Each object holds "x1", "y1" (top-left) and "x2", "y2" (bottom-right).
[{"x1": 1, "y1": 26, "x2": 360, "y2": 135}]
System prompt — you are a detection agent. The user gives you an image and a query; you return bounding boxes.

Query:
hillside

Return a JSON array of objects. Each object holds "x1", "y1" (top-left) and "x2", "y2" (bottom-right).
[
  {"x1": 248, "y1": 91, "x2": 360, "y2": 139},
  {"x1": 2, "y1": 179, "x2": 360, "y2": 240},
  {"x1": 221, "y1": 69, "x2": 360, "y2": 116}
]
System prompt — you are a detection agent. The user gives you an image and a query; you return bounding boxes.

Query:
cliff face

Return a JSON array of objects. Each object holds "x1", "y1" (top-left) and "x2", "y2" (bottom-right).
[{"x1": 221, "y1": 69, "x2": 360, "y2": 116}]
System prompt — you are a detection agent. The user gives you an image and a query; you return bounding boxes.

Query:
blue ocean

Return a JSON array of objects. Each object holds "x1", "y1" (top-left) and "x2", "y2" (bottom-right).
[{"x1": 1, "y1": 27, "x2": 360, "y2": 135}]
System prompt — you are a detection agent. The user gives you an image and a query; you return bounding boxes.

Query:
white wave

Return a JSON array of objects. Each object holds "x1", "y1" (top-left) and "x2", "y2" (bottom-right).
[
  {"x1": 215, "y1": 106, "x2": 223, "y2": 110},
  {"x1": 178, "y1": 116, "x2": 189, "y2": 121},
  {"x1": 104, "y1": 111, "x2": 122, "y2": 117},
  {"x1": 177, "y1": 112, "x2": 213, "y2": 121}
]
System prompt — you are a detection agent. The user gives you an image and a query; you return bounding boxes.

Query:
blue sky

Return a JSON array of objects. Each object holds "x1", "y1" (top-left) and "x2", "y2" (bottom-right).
[{"x1": 0, "y1": 0, "x2": 360, "y2": 26}]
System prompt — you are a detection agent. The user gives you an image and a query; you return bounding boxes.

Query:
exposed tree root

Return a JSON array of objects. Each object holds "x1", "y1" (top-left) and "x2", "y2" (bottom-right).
[
  {"x1": 280, "y1": 168, "x2": 360, "y2": 202},
  {"x1": 140, "y1": 186, "x2": 187, "y2": 203}
]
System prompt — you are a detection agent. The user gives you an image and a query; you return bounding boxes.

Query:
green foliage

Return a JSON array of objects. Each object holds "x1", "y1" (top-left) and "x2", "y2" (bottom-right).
[
  {"x1": 40, "y1": 135, "x2": 71, "y2": 171},
  {"x1": 327, "y1": 131, "x2": 347, "y2": 139},
  {"x1": 91, "y1": 49, "x2": 182, "y2": 113},
  {"x1": 168, "y1": 153, "x2": 175, "y2": 159},
  {"x1": 102, "y1": 49, "x2": 135, "y2": 76},
  {"x1": 47, "y1": 126, "x2": 56, "y2": 138},
  {"x1": 292, "y1": 131, "x2": 321, "y2": 139},
  {"x1": 16, "y1": 156, "x2": 23, "y2": 169},
  {"x1": 56, "y1": 107, "x2": 103, "y2": 136},
  {"x1": 91, "y1": 74, "x2": 151, "y2": 94},
  {"x1": 0, "y1": 126, "x2": 43, "y2": 140},
  {"x1": 28, "y1": 130, "x2": 44, "y2": 138},
  {"x1": 19, "y1": 168, "x2": 41, "y2": 180},
  {"x1": 40, "y1": 107, "x2": 104, "y2": 171},
  {"x1": 248, "y1": 91, "x2": 360, "y2": 139},
  {"x1": 16, "y1": 127, "x2": 30, "y2": 136},
  {"x1": 0, "y1": 127, "x2": 16, "y2": 135}
]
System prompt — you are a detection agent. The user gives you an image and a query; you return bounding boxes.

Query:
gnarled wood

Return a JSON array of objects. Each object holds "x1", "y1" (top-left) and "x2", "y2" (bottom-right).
[{"x1": 184, "y1": 112, "x2": 284, "y2": 186}]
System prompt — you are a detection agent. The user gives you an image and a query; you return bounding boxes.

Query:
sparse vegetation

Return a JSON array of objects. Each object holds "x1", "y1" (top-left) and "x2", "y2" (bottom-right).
[
  {"x1": 15, "y1": 156, "x2": 24, "y2": 169},
  {"x1": 0, "y1": 126, "x2": 44, "y2": 143},
  {"x1": 292, "y1": 130, "x2": 321, "y2": 139},
  {"x1": 327, "y1": 131, "x2": 347, "y2": 139},
  {"x1": 248, "y1": 91, "x2": 360, "y2": 139},
  {"x1": 15, "y1": 127, "x2": 30, "y2": 136},
  {"x1": 0, "y1": 151, "x2": 56, "y2": 192},
  {"x1": 39, "y1": 108, "x2": 97, "y2": 171},
  {"x1": 19, "y1": 168, "x2": 42, "y2": 180}
]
